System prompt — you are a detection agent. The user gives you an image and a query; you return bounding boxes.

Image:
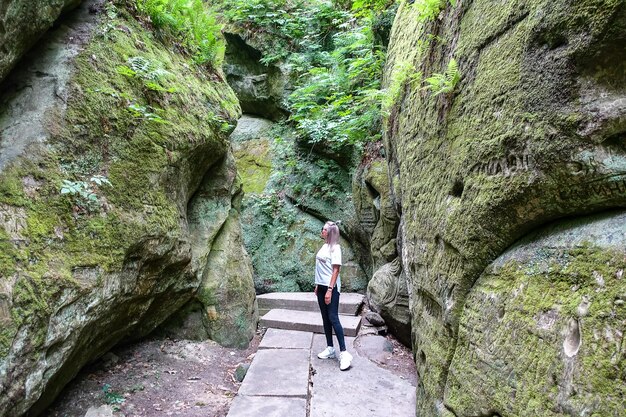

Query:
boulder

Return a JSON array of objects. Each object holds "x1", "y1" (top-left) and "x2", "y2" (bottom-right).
[
  {"x1": 0, "y1": 1, "x2": 255, "y2": 415},
  {"x1": 231, "y1": 115, "x2": 273, "y2": 195},
  {"x1": 446, "y1": 211, "x2": 626, "y2": 416},
  {"x1": 0, "y1": 0, "x2": 81, "y2": 84},
  {"x1": 364, "y1": 311, "x2": 385, "y2": 327},
  {"x1": 384, "y1": 0, "x2": 626, "y2": 414},
  {"x1": 367, "y1": 258, "x2": 411, "y2": 346}
]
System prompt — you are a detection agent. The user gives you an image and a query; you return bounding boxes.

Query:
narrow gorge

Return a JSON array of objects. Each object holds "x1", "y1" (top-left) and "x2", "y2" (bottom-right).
[{"x1": 0, "y1": 1, "x2": 625, "y2": 416}]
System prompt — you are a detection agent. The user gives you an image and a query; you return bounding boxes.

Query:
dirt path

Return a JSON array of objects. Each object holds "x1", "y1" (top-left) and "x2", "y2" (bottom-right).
[
  {"x1": 43, "y1": 333, "x2": 263, "y2": 417},
  {"x1": 43, "y1": 313, "x2": 416, "y2": 417}
]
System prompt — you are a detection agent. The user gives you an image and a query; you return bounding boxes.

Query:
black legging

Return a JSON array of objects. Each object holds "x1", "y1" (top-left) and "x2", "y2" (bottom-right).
[{"x1": 316, "y1": 285, "x2": 346, "y2": 351}]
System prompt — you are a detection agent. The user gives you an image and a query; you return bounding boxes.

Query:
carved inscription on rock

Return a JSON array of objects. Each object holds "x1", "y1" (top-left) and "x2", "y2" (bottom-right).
[
  {"x1": 559, "y1": 173, "x2": 626, "y2": 200},
  {"x1": 470, "y1": 154, "x2": 535, "y2": 177}
]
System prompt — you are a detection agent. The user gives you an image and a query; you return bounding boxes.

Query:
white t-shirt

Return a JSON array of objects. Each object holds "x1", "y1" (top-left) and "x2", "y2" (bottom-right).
[{"x1": 315, "y1": 243, "x2": 342, "y2": 292}]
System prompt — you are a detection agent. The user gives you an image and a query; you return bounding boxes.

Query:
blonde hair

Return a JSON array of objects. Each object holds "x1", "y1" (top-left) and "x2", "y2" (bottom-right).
[{"x1": 324, "y1": 221, "x2": 341, "y2": 250}]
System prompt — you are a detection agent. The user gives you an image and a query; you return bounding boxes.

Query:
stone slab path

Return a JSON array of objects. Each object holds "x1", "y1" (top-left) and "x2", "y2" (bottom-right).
[{"x1": 226, "y1": 329, "x2": 416, "y2": 417}]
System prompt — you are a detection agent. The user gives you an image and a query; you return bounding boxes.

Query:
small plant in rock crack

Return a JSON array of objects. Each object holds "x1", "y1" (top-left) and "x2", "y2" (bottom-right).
[
  {"x1": 127, "y1": 103, "x2": 168, "y2": 123},
  {"x1": 409, "y1": 0, "x2": 457, "y2": 22},
  {"x1": 60, "y1": 175, "x2": 112, "y2": 213},
  {"x1": 102, "y1": 384, "x2": 125, "y2": 410},
  {"x1": 424, "y1": 58, "x2": 460, "y2": 96}
]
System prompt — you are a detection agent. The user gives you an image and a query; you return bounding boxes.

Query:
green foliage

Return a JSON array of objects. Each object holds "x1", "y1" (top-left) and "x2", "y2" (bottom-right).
[
  {"x1": 215, "y1": 1, "x2": 396, "y2": 154},
  {"x1": 424, "y1": 58, "x2": 460, "y2": 96},
  {"x1": 288, "y1": 18, "x2": 385, "y2": 151},
  {"x1": 352, "y1": 0, "x2": 392, "y2": 15},
  {"x1": 102, "y1": 383, "x2": 126, "y2": 411},
  {"x1": 382, "y1": 61, "x2": 421, "y2": 115},
  {"x1": 117, "y1": 56, "x2": 177, "y2": 94},
  {"x1": 135, "y1": 0, "x2": 225, "y2": 67},
  {"x1": 213, "y1": 0, "x2": 348, "y2": 66},
  {"x1": 408, "y1": 0, "x2": 457, "y2": 22},
  {"x1": 60, "y1": 175, "x2": 112, "y2": 213},
  {"x1": 127, "y1": 103, "x2": 168, "y2": 122}
]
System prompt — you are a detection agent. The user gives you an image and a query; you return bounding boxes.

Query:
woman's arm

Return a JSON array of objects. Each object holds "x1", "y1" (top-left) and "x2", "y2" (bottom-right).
[{"x1": 324, "y1": 265, "x2": 341, "y2": 304}]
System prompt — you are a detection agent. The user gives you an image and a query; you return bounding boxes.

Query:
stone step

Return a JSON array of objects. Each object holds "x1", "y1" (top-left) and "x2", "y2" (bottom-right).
[
  {"x1": 257, "y1": 292, "x2": 364, "y2": 316},
  {"x1": 260, "y1": 309, "x2": 362, "y2": 337}
]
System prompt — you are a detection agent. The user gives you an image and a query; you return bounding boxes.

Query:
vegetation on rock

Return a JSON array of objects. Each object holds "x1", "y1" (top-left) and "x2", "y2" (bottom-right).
[{"x1": 0, "y1": 0, "x2": 246, "y2": 413}]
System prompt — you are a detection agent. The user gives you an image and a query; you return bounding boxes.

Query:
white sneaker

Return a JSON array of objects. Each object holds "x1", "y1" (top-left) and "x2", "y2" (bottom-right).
[
  {"x1": 339, "y1": 351, "x2": 353, "y2": 370},
  {"x1": 317, "y1": 346, "x2": 336, "y2": 359}
]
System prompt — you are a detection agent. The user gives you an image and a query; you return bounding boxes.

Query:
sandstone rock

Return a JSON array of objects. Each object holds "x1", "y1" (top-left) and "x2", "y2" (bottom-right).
[
  {"x1": 367, "y1": 258, "x2": 411, "y2": 346},
  {"x1": 235, "y1": 363, "x2": 250, "y2": 382},
  {"x1": 445, "y1": 210, "x2": 626, "y2": 416},
  {"x1": 365, "y1": 311, "x2": 385, "y2": 327},
  {"x1": 231, "y1": 115, "x2": 273, "y2": 195},
  {"x1": 242, "y1": 196, "x2": 369, "y2": 294},
  {"x1": 233, "y1": 120, "x2": 369, "y2": 294},
  {"x1": 223, "y1": 33, "x2": 291, "y2": 121},
  {"x1": 384, "y1": 0, "x2": 626, "y2": 413},
  {"x1": 0, "y1": 0, "x2": 81, "y2": 84},
  {"x1": 353, "y1": 154, "x2": 399, "y2": 272},
  {"x1": 193, "y1": 168, "x2": 259, "y2": 348},
  {"x1": 0, "y1": 1, "x2": 255, "y2": 415}
]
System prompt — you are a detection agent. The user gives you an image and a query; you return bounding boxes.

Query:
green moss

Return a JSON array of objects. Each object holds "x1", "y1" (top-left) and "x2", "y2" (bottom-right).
[
  {"x1": 0, "y1": 170, "x2": 28, "y2": 207},
  {"x1": 445, "y1": 243, "x2": 626, "y2": 415},
  {"x1": 0, "y1": 1, "x2": 240, "y2": 359},
  {"x1": 385, "y1": 0, "x2": 626, "y2": 414},
  {"x1": 233, "y1": 139, "x2": 272, "y2": 195}
]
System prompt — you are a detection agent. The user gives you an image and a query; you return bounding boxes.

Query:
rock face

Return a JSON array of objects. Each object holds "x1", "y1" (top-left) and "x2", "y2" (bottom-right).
[
  {"x1": 0, "y1": 2, "x2": 256, "y2": 415},
  {"x1": 353, "y1": 150, "x2": 410, "y2": 345},
  {"x1": 353, "y1": 152, "x2": 399, "y2": 272},
  {"x1": 383, "y1": 0, "x2": 626, "y2": 415},
  {"x1": 232, "y1": 117, "x2": 369, "y2": 293},
  {"x1": 366, "y1": 258, "x2": 410, "y2": 346},
  {"x1": 222, "y1": 25, "x2": 372, "y2": 296},
  {"x1": 0, "y1": 0, "x2": 81, "y2": 83},
  {"x1": 445, "y1": 211, "x2": 626, "y2": 416},
  {"x1": 223, "y1": 33, "x2": 291, "y2": 121}
]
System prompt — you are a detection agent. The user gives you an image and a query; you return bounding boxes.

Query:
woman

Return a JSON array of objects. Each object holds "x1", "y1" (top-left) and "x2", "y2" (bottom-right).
[{"x1": 314, "y1": 221, "x2": 353, "y2": 371}]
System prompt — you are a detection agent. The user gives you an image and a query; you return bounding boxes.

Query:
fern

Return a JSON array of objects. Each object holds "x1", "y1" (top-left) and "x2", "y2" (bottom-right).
[
  {"x1": 424, "y1": 58, "x2": 460, "y2": 96},
  {"x1": 409, "y1": 0, "x2": 457, "y2": 22},
  {"x1": 135, "y1": 0, "x2": 225, "y2": 67},
  {"x1": 382, "y1": 61, "x2": 422, "y2": 115}
]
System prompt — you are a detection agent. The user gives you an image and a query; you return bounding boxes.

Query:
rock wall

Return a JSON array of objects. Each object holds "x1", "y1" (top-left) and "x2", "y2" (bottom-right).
[
  {"x1": 446, "y1": 211, "x2": 626, "y2": 416},
  {"x1": 223, "y1": 33, "x2": 291, "y2": 121},
  {"x1": 383, "y1": 0, "x2": 626, "y2": 415},
  {"x1": 0, "y1": 1, "x2": 256, "y2": 415},
  {"x1": 232, "y1": 115, "x2": 369, "y2": 293},
  {"x1": 0, "y1": 0, "x2": 81, "y2": 83},
  {"x1": 353, "y1": 147, "x2": 410, "y2": 345}
]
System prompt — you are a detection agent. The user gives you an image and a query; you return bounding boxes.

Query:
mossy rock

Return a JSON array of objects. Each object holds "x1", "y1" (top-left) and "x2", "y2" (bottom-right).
[
  {"x1": 0, "y1": 0, "x2": 80, "y2": 84},
  {"x1": 231, "y1": 115, "x2": 273, "y2": 195},
  {"x1": 223, "y1": 32, "x2": 291, "y2": 121},
  {"x1": 0, "y1": 1, "x2": 253, "y2": 415},
  {"x1": 241, "y1": 196, "x2": 368, "y2": 294},
  {"x1": 384, "y1": 0, "x2": 626, "y2": 414},
  {"x1": 445, "y1": 210, "x2": 626, "y2": 416}
]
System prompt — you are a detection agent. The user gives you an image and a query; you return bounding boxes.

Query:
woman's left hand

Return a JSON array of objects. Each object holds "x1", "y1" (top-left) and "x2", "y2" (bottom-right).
[{"x1": 325, "y1": 290, "x2": 332, "y2": 305}]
